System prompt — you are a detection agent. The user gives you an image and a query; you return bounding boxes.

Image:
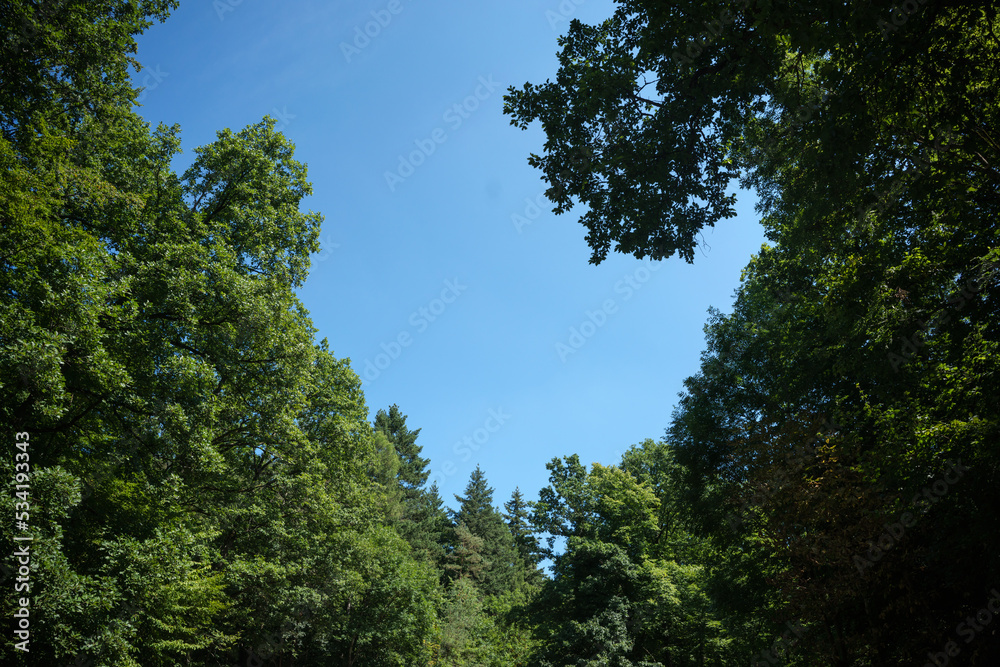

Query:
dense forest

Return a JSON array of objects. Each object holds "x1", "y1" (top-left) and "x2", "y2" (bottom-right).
[{"x1": 3, "y1": 1, "x2": 999, "y2": 665}]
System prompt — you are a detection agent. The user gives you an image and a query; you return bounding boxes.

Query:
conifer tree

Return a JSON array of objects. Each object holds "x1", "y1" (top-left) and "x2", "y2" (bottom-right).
[
  {"x1": 373, "y1": 406, "x2": 451, "y2": 566},
  {"x1": 452, "y1": 466, "x2": 496, "y2": 537},
  {"x1": 452, "y1": 467, "x2": 522, "y2": 597},
  {"x1": 406, "y1": 483, "x2": 453, "y2": 568},
  {"x1": 503, "y1": 487, "x2": 544, "y2": 581},
  {"x1": 374, "y1": 404, "x2": 429, "y2": 494},
  {"x1": 443, "y1": 522, "x2": 487, "y2": 583}
]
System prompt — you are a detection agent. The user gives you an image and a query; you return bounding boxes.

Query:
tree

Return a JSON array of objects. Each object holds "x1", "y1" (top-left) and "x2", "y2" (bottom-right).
[
  {"x1": 405, "y1": 482, "x2": 453, "y2": 567},
  {"x1": 509, "y1": 3, "x2": 1000, "y2": 663},
  {"x1": 444, "y1": 522, "x2": 488, "y2": 583},
  {"x1": 502, "y1": 487, "x2": 544, "y2": 581},
  {"x1": 372, "y1": 405, "x2": 451, "y2": 565},
  {"x1": 437, "y1": 576, "x2": 485, "y2": 665},
  {"x1": 374, "y1": 404, "x2": 429, "y2": 493},
  {"x1": 0, "y1": 4, "x2": 443, "y2": 664},
  {"x1": 665, "y1": 239, "x2": 1000, "y2": 663},
  {"x1": 527, "y1": 451, "x2": 728, "y2": 666},
  {"x1": 452, "y1": 467, "x2": 522, "y2": 597},
  {"x1": 504, "y1": 2, "x2": 999, "y2": 265},
  {"x1": 1, "y1": 0, "x2": 178, "y2": 145}
]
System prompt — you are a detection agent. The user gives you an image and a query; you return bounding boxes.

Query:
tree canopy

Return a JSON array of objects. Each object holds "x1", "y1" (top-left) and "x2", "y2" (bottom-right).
[
  {"x1": 5, "y1": 0, "x2": 999, "y2": 665},
  {"x1": 504, "y1": 1, "x2": 998, "y2": 265}
]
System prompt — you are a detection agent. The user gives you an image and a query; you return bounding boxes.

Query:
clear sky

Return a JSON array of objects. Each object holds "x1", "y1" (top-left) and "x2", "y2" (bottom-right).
[{"x1": 131, "y1": 0, "x2": 767, "y2": 513}]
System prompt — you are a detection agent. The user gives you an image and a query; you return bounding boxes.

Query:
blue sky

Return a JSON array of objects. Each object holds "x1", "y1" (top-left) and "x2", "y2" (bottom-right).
[{"x1": 132, "y1": 0, "x2": 767, "y2": 512}]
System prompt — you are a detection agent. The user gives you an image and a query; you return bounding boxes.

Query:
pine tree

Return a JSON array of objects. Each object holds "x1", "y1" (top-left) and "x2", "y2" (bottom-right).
[
  {"x1": 452, "y1": 467, "x2": 522, "y2": 597},
  {"x1": 443, "y1": 522, "x2": 487, "y2": 582},
  {"x1": 373, "y1": 404, "x2": 429, "y2": 494},
  {"x1": 406, "y1": 483, "x2": 453, "y2": 568},
  {"x1": 367, "y1": 431, "x2": 404, "y2": 522},
  {"x1": 452, "y1": 466, "x2": 496, "y2": 538},
  {"x1": 372, "y1": 406, "x2": 451, "y2": 567},
  {"x1": 503, "y1": 487, "x2": 544, "y2": 582}
]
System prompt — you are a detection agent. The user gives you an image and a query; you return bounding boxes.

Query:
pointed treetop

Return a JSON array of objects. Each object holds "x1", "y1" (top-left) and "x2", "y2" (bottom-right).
[
  {"x1": 504, "y1": 487, "x2": 543, "y2": 569},
  {"x1": 453, "y1": 465, "x2": 495, "y2": 535},
  {"x1": 374, "y1": 404, "x2": 429, "y2": 491}
]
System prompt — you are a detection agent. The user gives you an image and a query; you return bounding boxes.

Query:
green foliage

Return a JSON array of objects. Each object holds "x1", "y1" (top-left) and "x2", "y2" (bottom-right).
[
  {"x1": 1, "y1": 0, "x2": 178, "y2": 143},
  {"x1": 406, "y1": 482, "x2": 454, "y2": 567},
  {"x1": 503, "y1": 487, "x2": 545, "y2": 583},
  {"x1": 452, "y1": 467, "x2": 524, "y2": 597},
  {"x1": 505, "y1": 1, "x2": 999, "y2": 269},
  {"x1": 1, "y1": 4, "x2": 442, "y2": 665},
  {"x1": 444, "y1": 522, "x2": 488, "y2": 583},
  {"x1": 375, "y1": 404, "x2": 430, "y2": 492},
  {"x1": 528, "y1": 447, "x2": 728, "y2": 666},
  {"x1": 512, "y1": 1, "x2": 1000, "y2": 662},
  {"x1": 9, "y1": 1, "x2": 999, "y2": 665},
  {"x1": 433, "y1": 576, "x2": 539, "y2": 667},
  {"x1": 437, "y1": 576, "x2": 486, "y2": 665},
  {"x1": 374, "y1": 405, "x2": 452, "y2": 565}
]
